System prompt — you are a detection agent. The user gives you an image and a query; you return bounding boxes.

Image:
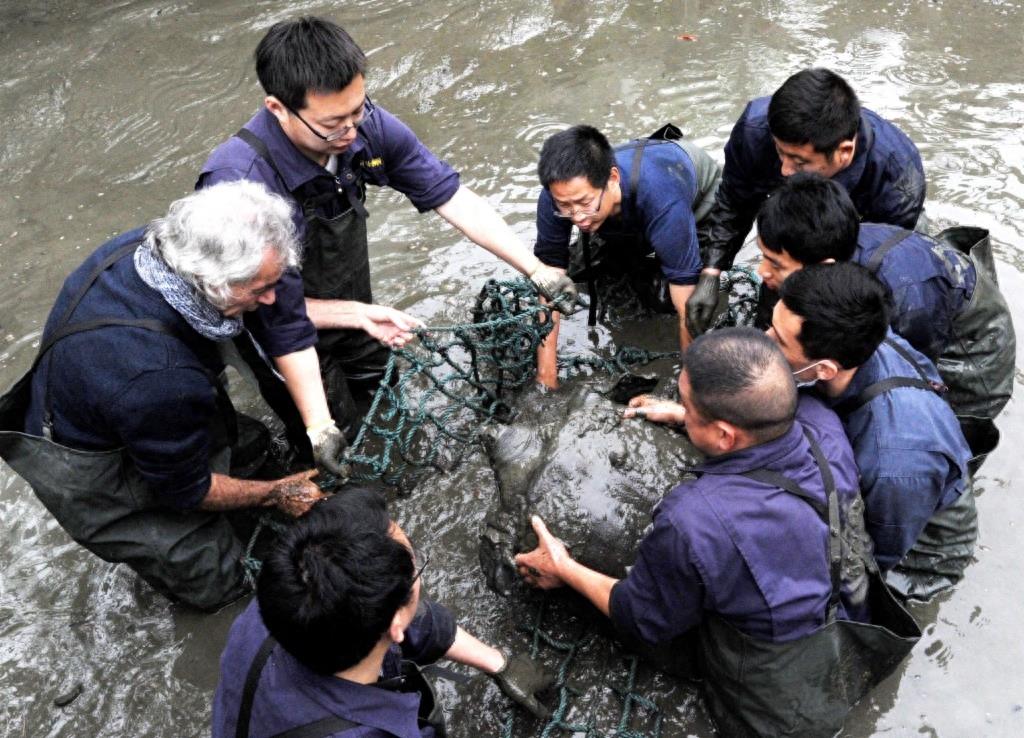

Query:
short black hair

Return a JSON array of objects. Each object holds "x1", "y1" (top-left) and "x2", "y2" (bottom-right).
[
  {"x1": 537, "y1": 125, "x2": 615, "y2": 189},
  {"x1": 257, "y1": 487, "x2": 414, "y2": 675},
  {"x1": 768, "y1": 68, "x2": 861, "y2": 157},
  {"x1": 757, "y1": 172, "x2": 860, "y2": 264},
  {"x1": 778, "y1": 263, "x2": 891, "y2": 369},
  {"x1": 255, "y1": 16, "x2": 366, "y2": 111},
  {"x1": 682, "y1": 327, "x2": 797, "y2": 443}
]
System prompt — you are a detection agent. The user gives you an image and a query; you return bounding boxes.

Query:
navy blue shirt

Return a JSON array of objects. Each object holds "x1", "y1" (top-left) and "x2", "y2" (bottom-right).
[
  {"x1": 24, "y1": 229, "x2": 223, "y2": 510},
  {"x1": 609, "y1": 394, "x2": 862, "y2": 645},
  {"x1": 198, "y1": 105, "x2": 461, "y2": 357},
  {"x1": 704, "y1": 96, "x2": 925, "y2": 268},
  {"x1": 212, "y1": 599, "x2": 457, "y2": 738},
  {"x1": 853, "y1": 223, "x2": 976, "y2": 362},
  {"x1": 830, "y1": 332, "x2": 970, "y2": 571},
  {"x1": 534, "y1": 139, "x2": 703, "y2": 285}
]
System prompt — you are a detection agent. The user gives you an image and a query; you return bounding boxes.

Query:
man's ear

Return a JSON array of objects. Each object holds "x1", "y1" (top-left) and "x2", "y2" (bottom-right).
[
  {"x1": 833, "y1": 139, "x2": 856, "y2": 170},
  {"x1": 714, "y1": 420, "x2": 739, "y2": 453},
  {"x1": 265, "y1": 96, "x2": 289, "y2": 126},
  {"x1": 816, "y1": 359, "x2": 841, "y2": 382},
  {"x1": 388, "y1": 611, "x2": 406, "y2": 645},
  {"x1": 608, "y1": 166, "x2": 621, "y2": 185}
]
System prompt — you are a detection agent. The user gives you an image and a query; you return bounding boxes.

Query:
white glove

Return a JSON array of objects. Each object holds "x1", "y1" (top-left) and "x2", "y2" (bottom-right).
[{"x1": 306, "y1": 420, "x2": 351, "y2": 480}]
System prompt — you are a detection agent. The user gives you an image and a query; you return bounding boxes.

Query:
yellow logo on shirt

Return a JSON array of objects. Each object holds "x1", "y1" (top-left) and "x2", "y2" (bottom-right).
[{"x1": 362, "y1": 157, "x2": 384, "y2": 169}]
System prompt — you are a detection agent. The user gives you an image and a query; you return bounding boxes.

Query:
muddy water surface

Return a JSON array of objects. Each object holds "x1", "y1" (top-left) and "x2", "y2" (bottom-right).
[{"x1": 1, "y1": 1, "x2": 1023, "y2": 735}]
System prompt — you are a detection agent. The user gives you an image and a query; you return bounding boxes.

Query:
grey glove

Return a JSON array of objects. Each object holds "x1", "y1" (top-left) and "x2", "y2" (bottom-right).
[
  {"x1": 490, "y1": 652, "x2": 555, "y2": 720},
  {"x1": 306, "y1": 421, "x2": 351, "y2": 481},
  {"x1": 530, "y1": 264, "x2": 580, "y2": 316},
  {"x1": 684, "y1": 270, "x2": 721, "y2": 338}
]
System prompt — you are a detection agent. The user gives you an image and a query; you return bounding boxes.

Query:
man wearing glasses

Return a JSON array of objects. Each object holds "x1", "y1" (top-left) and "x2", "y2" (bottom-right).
[
  {"x1": 199, "y1": 17, "x2": 577, "y2": 475},
  {"x1": 532, "y1": 125, "x2": 720, "y2": 388},
  {"x1": 213, "y1": 487, "x2": 554, "y2": 736}
]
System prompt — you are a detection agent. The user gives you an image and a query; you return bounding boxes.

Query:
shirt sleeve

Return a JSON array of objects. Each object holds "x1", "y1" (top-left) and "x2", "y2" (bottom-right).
[
  {"x1": 866, "y1": 152, "x2": 926, "y2": 230},
  {"x1": 644, "y1": 200, "x2": 702, "y2": 285},
  {"x1": 401, "y1": 598, "x2": 458, "y2": 665},
  {"x1": 244, "y1": 268, "x2": 318, "y2": 357},
  {"x1": 609, "y1": 511, "x2": 706, "y2": 645},
  {"x1": 372, "y1": 109, "x2": 461, "y2": 212},
  {"x1": 859, "y1": 445, "x2": 963, "y2": 570},
  {"x1": 533, "y1": 188, "x2": 574, "y2": 269},
  {"x1": 111, "y1": 366, "x2": 216, "y2": 510}
]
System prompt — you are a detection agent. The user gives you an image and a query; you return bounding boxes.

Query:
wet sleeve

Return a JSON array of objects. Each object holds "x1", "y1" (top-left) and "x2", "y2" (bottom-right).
[
  {"x1": 400, "y1": 598, "x2": 458, "y2": 665},
  {"x1": 700, "y1": 107, "x2": 766, "y2": 270},
  {"x1": 867, "y1": 152, "x2": 926, "y2": 230},
  {"x1": 644, "y1": 200, "x2": 702, "y2": 286},
  {"x1": 608, "y1": 513, "x2": 705, "y2": 645},
  {"x1": 375, "y1": 109, "x2": 461, "y2": 212},
  {"x1": 859, "y1": 446, "x2": 962, "y2": 570},
  {"x1": 243, "y1": 269, "x2": 318, "y2": 357},
  {"x1": 111, "y1": 366, "x2": 216, "y2": 510},
  {"x1": 533, "y1": 188, "x2": 573, "y2": 269},
  {"x1": 887, "y1": 276, "x2": 954, "y2": 361}
]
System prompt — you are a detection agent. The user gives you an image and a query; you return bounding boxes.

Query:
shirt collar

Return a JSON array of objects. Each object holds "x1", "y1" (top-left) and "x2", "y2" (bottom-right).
[
  {"x1": 692, "y1": 420, "x2": 803, "y2": 475},
  {"x1": 246, "y1": 107, "x2": 367, "y2": 192},
  {"x1": 833, "y1": 111, "x2": 874, "y2": 192}
]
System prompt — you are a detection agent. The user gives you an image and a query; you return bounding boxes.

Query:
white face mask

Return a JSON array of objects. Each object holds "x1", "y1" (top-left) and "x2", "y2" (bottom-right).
[{"x1": 792, "y1": 359, "x2": 830, "y2": 389}]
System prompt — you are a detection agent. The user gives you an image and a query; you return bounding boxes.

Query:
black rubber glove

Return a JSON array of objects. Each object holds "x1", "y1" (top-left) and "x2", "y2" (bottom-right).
[
  {"x1": 530, "y1": 264, "x2": 581, "y2": 316},
  {"x1": 490, "y1": 652, "x2": 555, "y2": 720},
  {"x1": 684, "y1": 270, "x2": 721, "y2": 338}
]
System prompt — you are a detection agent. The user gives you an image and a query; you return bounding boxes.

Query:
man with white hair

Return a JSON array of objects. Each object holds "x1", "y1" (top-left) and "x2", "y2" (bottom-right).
[{"x1": 0, "y1": 181, "x2": 326, "y2": 610}]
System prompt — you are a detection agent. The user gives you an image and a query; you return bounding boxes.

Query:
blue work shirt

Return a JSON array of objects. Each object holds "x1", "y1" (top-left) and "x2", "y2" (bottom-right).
[
  {"x1": 831, "y1": 331, "x2": 970, "y2": 571},
  {"x1": 534, "y1": 139, "x2": 703, "y2": 285},
  {"x1": 23, "y1": 228, "x2": 223, "y2": 510},
  {"x1": 609, "y1": 394, "x2": 862, "y2": 646},
  {"x1": 212, "y1": 598, "x2": 457, "y2": 738},
  {"x1": 853, "y1": 223, "x2": 975, "y2": 362},
  {"x1": 198, "y1": 105, "x2": 461, "y2": 357},
  {"x1": 704, "y1": 96, "x2": 925, "y2": 269}
]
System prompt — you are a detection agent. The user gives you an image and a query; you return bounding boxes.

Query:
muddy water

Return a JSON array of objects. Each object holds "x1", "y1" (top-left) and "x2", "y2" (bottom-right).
[{"x1": 1, "y1": 0, "x2": 1022, "y2": 735}]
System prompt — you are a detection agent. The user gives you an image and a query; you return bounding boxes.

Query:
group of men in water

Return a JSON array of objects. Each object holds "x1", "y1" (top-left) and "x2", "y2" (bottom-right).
[{"x1": 0, "y1": 12, "x2": 1014, "y2": 738}]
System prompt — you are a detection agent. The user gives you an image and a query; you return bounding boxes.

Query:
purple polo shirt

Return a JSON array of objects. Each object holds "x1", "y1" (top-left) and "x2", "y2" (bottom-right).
[
  {"x1": 212, "y1": 598, "x2": 457, "y2": 738},
  {"x1": 609, "y1": 394, "x2": 862, "y2": 645},
  {"x1": 198, "y1": 105, "x2": 460, "y2": 357}
]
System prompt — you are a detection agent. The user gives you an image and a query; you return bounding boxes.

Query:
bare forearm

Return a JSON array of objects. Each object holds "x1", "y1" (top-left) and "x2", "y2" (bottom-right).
[
  {"x1": 560, "y1": 558, "x2": 617, "y2": 617},
  {"x1": 435, "y1": 186, "x2": 541, "y2": 276},
  {"x1": 273, "y1": 347, "x2": 330, "y2": 427},
  {"x1": 305, "y1": 299, "x2": 370, "y2": 331},
  {"x1": 444, "y1": 626, "x2": 506, "y2": 674},
  {"x1": 669, "y1": 284, "x2": 696, "y2": 352},
  {"x1": 199, "y1": 472, "x2": 275, "y2": 511},
  {"x1": 536, "y1": 301, "x2": 562, "y2": 389}
]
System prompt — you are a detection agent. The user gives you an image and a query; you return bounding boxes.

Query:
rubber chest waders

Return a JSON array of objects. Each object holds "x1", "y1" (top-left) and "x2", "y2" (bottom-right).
[
  {"x1": 0, "y1": 242, "x2": 247, "y2": 611},
  {"x1": 697, "y1": 430, "x2": 920, "y2": 738},
  {"x1": 233, "y1": 129, "x2": 390, "y2": 451}
]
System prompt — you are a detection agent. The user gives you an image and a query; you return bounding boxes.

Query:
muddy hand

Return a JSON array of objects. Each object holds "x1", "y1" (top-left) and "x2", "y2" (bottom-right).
[
  {"x1": 623, "y1": 395, "x2": 686, "y2": 425},
  {"x1": 514, "y1": 515, "x2": 570, "y2": 589},
  {"x1": 268, "y1": 470, "x2": 326, "y2": 516}
]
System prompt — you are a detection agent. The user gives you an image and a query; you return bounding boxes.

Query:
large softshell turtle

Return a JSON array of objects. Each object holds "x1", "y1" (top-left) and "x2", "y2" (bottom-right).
[{"x1": 479, "y1": 378, "x2": 702, "y2": 594}]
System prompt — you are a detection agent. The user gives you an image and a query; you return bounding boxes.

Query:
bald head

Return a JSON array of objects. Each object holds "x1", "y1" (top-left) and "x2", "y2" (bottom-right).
[{"x1": 682, "y1": 327, "x2": 797, "y2": 444}]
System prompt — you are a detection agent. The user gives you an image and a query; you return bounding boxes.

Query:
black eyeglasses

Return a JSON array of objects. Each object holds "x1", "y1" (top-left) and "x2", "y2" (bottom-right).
[
  {"x1": 411, "y1": 544, "x2": 430, "y2": 582},
  {"x1": 286, "y1": 97, "x2": 376, "y2": 142},
  {"x1": 552, "y1": 186, "x2": 606, "y2": 220}
]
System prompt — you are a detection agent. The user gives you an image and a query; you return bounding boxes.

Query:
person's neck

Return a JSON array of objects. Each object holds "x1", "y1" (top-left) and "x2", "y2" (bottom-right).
[
  {"x1": 821, "y1": 366, "x2": 858, "y2": 398},
  {"x1": 335, "y1": 638, "x2": 390, "y2": 685}
]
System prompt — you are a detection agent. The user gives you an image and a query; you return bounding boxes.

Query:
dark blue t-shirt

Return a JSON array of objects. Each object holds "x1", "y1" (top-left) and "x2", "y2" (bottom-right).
[
  {"x1": 24, "y1": 228, "x2": 223, "y2": 510},
  {"x1": 609, "y1": 394, "x2": 863, "y2": 645},
  {"x1": 212, "y1": 599, "x2": 457, "y2": 738},
  {"x1": 853, "y1": 223, "x2": 975, "y2": 361},
  {"x1": 198, "y1": 105, "x2": 461, "y2": 357},
  {"x1": 534, "y1": 139, "x2": 703, "y2": 285}
]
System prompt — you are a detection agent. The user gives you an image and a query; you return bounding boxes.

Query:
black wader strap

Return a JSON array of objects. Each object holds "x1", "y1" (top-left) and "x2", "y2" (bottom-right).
[
  {"x1": 236, "y1": 127, "x2": 369, "y2": 220},
  {"x1": 739, "y1": 429, "x2": 843, "y2": 620},
  {"x1": 834, "y1": 338, "x2": 947, "y2": 417},
  {"x1": 581, "y1": 232, "x2": 598, "y2": 326},
  {"x1": 236, "y1": 635, "x2": 359, "y2": 738},
  {"x1": 864, "y1": 228, "x2": 912, "y2": 274}
]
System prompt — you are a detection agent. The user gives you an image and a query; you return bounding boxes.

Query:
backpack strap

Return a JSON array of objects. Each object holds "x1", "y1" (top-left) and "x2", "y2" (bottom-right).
[{"x1": 834, "y1": 338, "x2": 947, "y2": 417}]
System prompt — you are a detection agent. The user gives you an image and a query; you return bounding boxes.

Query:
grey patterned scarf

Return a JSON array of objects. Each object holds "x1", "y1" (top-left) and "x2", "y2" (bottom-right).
[{"x1": 134, "y1": 239, "x2": 243, "y2": 341}]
